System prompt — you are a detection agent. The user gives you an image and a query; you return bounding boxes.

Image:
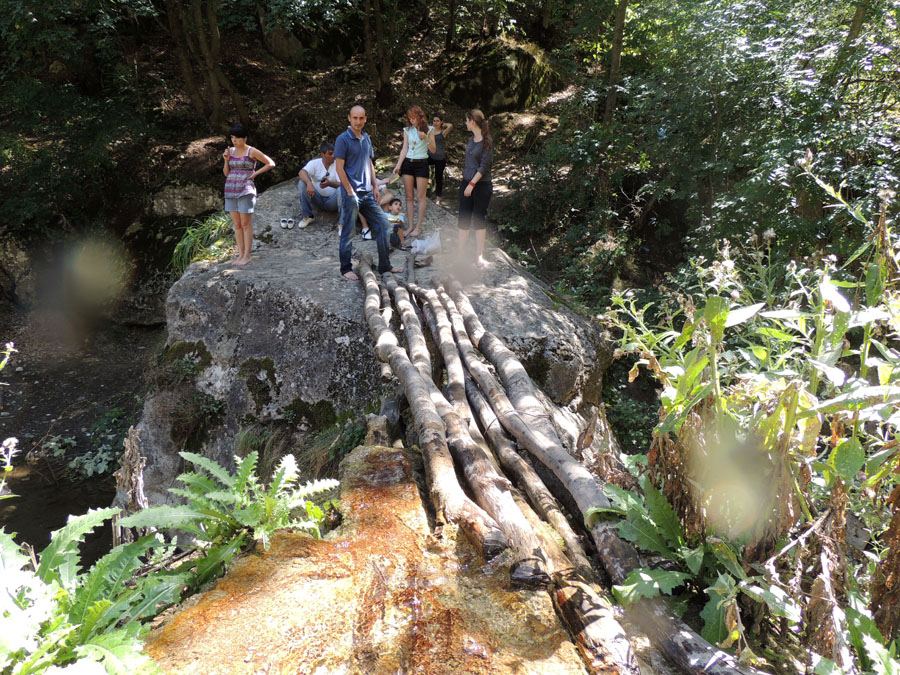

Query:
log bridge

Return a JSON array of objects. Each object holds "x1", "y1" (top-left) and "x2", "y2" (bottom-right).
[{"x1": 357, "y1": 253, "x2": 763, "y2": 675}]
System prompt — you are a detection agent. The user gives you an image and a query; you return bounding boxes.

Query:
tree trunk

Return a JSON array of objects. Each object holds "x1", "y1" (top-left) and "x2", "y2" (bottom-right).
[
  {"x1": 165, "y1": 0, "x2": 210, "y2": 123},
  {"x1": 445, "y1": 0, "x2": 458, "y2": 52},
  {"x1": 362, "y1": 0, "x2": 394, "y2": 107},
  {"x1": 397, "y1": 279, "x2": 550, "y2": 587},
  {"x1": 464, "y1": 373, "x2": 596, "y2": 583},
  {"x1": 164, "y1": 0, "x2": 250, "y2": 130},
  {"x1": 358, "y1": 256, "x2": 507, "y2": 560},
  {"x1": 603, "y1": 0, "x2": 628, "y2": 124}
]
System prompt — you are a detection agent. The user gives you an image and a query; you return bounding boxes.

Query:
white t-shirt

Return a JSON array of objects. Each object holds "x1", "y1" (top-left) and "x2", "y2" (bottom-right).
[{"x1": 302, "y1": 157, "x2": 338, "y2": 198}]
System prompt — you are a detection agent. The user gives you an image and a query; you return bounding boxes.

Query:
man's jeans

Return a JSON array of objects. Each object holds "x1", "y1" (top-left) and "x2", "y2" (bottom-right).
[
  {"x1": 339, "y1": 188, "x2": 393, "y2": 274},
  {"x1": 298, "y1": 185, "x2": 339, "y2": 218}
]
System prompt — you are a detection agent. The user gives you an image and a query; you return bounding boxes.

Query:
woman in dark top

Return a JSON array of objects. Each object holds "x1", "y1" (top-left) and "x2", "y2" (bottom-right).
[
  {"x1": 457, "y1": 109, "x2": 493, "y2": 268},
  {"x1": 427, "y1": 113, "x2": 453, "y2": 206}
]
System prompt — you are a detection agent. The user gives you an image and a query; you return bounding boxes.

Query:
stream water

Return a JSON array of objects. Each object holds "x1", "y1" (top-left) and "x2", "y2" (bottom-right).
[{"x1": 0, "y1": 308, "x2": 165, "y2": 562}]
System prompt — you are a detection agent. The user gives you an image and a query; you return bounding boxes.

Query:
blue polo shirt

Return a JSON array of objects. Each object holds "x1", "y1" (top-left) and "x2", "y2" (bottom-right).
[{"x1": 334, "y1": 127, "x2": 374, "y2": 193}]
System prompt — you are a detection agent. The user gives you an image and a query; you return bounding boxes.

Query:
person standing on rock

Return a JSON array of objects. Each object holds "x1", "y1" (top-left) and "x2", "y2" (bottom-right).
[
  {"x1": 392, "y1": 105, "x2": 435, "y2": 239},
  {"x1": 457, "y1": 109, "x2": 493, "y2": 269},
  {"x1": 334, "y1": 105, "x2": 402, "y2": 281},
  {"x1": 223, "y1": 123, "x2": 275, "y2": 266},
  {"x1": 297, "y1": 141, "x2": 340, "y2": 229},
  {"x1": 428, "y1": 113, "x2": 453, "y2": 206}
]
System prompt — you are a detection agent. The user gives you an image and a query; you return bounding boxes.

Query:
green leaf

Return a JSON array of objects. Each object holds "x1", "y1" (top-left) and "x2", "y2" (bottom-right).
[
  {"x1": 37, "y1": 508, "x2": 119, "y2": 590},
  {"x1": 725, "y1": 302, "x2": 765, "y2": 328},
  {"x1": 700, "y1": 594, "x2": 729, "y2": 645},
  {"x1": 673, "y1": 320, "x2": 695, "y2": 351},
  {"x1": 70, "y1": 535, "x2": 157, "y2": 637},
  {"x1": 810, "y1": 654, "x2": 842, "y2": 675},
  {"x1": 644, "y1": 483, "x2": 683, "y2": 548},
  {"x1": 234, "y1": 451, "x2": 259, "y2": 491},
  {"x1": 676, "y1": 347, "x2": 709, "y2": 401},
  {"x1": 830, "y1": 438, "x2": 865, "y2": 484},
  {"x1": 120, "y1": 573, "x2": 190, "y2": 623},
  {"x1": 600, "y1": 483, "x2": 644, "y2": 516},
  {"x1": 179, "y1": 451, "x2": 235, "y2": 489},
  {"x1": 618, "y1": 507, "x2": 675, "y2": 558},
  {"x1": 701, "y1": 574, "x2": 737, "y2": 644},
  {"x1": 704, "y1": 296, "x2": 728, "y2": 344},
  {"x1": 0, "y1": 528, "x2": 31, "y2": 575},
  {"x1": 612, "y1": 568, "x2": 690, "y2": 606},
  {"x1": 194, "y1": 537, "x2": 244, "y2": 586},
  {"x1": 802, "y1": 385, "x2": 900, "y2": 416},
  {"x1": 680, "y1": 545, "x2": 705, "y2": 576},
  {"x1": 755, "y1": 327, "x2": 800, "y2": 343},
  {"x1": 760, "y1": 310, "x2": 809, "y2": 320},
  {"x1": 118, "y1": 505, "x2": 209, "y2": 530},
  {"x1": 584, "y1": 505, "x2": 620, "y2": 527},
  {"x1": 708, "y1": 540, "x2": 747, "y2": 580},
  {"x1": 866, "y1": 447, "x2": 898, "y2": 478},
  {"x1": 738, "y1": 579, "x2": 801, "y2": 622},
  {"x1": 866, "y1": 262, "x2": 886, "y2": 308},
  {"x1": 74, "y1": 623, "x2": 158, "y2": 674},
  {"x1": 808, "y1": 359, "x2": 846, "y2": 387}
]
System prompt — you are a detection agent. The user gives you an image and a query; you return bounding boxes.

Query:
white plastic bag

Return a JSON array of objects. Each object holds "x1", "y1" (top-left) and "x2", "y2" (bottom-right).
[{"x1": 411, "y1": 231, "x2": 441, "y2": 255}]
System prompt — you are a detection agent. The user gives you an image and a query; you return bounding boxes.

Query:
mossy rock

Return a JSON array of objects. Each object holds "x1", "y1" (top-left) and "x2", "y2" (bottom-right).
[
  {"x1": 163, "y1": 340, "x2": 213, "y2": 370},
  {"x1": 239, "y1": 357, "x2": 279, "y2": 414},
  {"x1": 440, "y1": 39, "x2": 560, "y2": 114}
]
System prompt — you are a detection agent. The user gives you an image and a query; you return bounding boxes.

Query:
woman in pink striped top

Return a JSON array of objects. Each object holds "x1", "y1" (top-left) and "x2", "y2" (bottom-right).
[{"x1": 223, "y1": 123, "x2": 275, "y2": 266}]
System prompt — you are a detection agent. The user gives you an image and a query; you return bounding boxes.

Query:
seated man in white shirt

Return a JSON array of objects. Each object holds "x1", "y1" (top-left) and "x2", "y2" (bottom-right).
[{"x1": 297, "y1": 141, "x2": 340, "y2": 228}]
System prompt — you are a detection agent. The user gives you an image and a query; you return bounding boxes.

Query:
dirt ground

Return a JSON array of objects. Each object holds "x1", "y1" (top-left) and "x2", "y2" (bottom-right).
[{"x1": 0, "y1": 307, "x2": 165, "y2": 560}]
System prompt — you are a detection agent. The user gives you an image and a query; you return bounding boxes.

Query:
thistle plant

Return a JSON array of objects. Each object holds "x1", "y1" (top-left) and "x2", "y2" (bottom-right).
[{"x1": 604, "y1": 184, "x2": 899, "y2": 669}]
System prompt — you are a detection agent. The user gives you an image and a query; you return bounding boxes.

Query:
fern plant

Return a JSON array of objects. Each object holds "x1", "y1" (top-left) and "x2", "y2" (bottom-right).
[{"x1": 120, "y1": 451, "x2": 338, "y2": 550}]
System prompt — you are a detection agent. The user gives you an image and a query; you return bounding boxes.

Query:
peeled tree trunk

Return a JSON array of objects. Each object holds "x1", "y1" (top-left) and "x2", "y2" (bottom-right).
[
  {"x1": 444, "y1": 284, "x2": 765, "y2": 675},
  {"x1": 358, "y1": 255, "x2": 506, "y2": 560}
]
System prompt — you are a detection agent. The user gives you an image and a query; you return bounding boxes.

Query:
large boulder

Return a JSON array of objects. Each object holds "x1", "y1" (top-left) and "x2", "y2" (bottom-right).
[
  {"x1": 129, "y1": 179, "x2": 612, "y2": 506},
  {"x1": 441, "y1": 39, "x2": 559, "y2": 114}
]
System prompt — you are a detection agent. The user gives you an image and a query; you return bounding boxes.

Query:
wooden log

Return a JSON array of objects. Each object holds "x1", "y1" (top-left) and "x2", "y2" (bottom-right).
[
  {"x1": 409, "y1": 284, "x2": 469, "y2": 422},
  {"x1": 388, "y1": 280, "x2": 549, "y2": 587},
  {"x1": 512, "y1": 474, "x2": 638, "y2": 674},
  {"x1": 464, "y1": 373, "x2": 596, "y2": 583},
  {"x1": 383, "y1": 274, "x2": 431, "y2": 381},
  {"x1": 440, "y1": 285, "x2": 763, "y2": 675},
  {"x1": 357, "y1": 255, "x2": 507, "y2": 560}
]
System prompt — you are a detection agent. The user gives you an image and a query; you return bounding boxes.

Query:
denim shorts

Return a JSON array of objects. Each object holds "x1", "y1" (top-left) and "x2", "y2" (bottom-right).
[{"x1": 225, "y1": 194, "x2": 256, "y2": 214}]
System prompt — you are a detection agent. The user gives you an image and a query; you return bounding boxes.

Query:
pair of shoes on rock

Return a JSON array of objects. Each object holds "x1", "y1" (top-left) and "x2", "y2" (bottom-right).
[
  {"x1": 298, "y1": 216, "x2": 313, "y2": 229},
  {"x1": 361, "y1": 228, "x2": 373, "y2": 241},
  {"x1": 280, "y1": 218, "x2": 295, "y2": 229}
]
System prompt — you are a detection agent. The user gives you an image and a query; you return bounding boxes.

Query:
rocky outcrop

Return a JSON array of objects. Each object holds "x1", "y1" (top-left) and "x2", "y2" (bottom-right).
[
  {"x1": 0, "y1": 240, "x2": 37, "y2": 307},
  {"x1": 441, "y1": 39, "x2": 560, "y2": 114},
  {"x1": 130, "y1": 179, "x2": 612, "y2": 506},
  {"x1": 150, "y1": 184, "x2": 222, "y2": 218}
]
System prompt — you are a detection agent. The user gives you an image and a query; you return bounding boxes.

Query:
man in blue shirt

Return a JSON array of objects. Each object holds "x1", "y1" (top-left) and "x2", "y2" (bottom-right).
[{"x1": 334, "y1": 105, "x2": 400, "y2": 281}]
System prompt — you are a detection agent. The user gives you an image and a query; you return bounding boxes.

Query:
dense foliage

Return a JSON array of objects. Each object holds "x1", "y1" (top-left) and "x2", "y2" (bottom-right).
[
  {"x1": 598, "y1": 173, "x2": 899, "y2": 670},
  {"x1": 502, "y1": 0, "x2": 900, "y2": 297}
]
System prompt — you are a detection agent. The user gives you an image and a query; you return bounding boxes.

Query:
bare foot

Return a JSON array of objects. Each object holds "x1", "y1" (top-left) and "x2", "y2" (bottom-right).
[
  {"x1": 389, "y1": 267, "x2": 402, "y2": 274},
  {"x1": 476, "y1": 256, "x2": 488, "y2": 269},
  {"x1": 342, "y1": 271, "x2": 360, "y2": 281},
  {"x1": 407, "y1": 229, "x2": 421, "y2": 239},
  {"x1": 234, "y1": 257, "x2": 251, "y2": 266}
]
